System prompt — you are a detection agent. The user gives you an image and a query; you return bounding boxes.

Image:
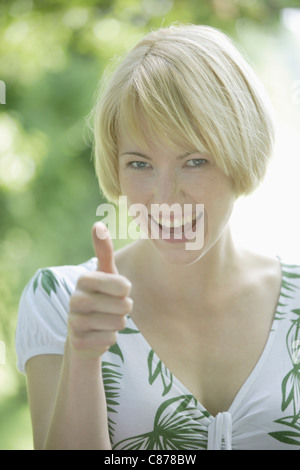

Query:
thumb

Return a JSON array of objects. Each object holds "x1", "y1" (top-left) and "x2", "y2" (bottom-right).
[{"x1": 92, "y1": 222, "x2": 118, "y2": 274}]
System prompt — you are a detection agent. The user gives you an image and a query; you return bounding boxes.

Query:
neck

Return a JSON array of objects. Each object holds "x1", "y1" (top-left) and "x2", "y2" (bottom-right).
[{"x1": 136, "y1": 225, "x2": 243, "y2": 301}]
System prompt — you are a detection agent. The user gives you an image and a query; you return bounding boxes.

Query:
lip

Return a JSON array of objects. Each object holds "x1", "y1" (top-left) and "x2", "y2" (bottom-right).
[
  {"x1": 151, "y1": 213, "x2": 196, "y2": 228},
  {"x1": 148, "y1": 211, "x2": 203, "y2": 243}
]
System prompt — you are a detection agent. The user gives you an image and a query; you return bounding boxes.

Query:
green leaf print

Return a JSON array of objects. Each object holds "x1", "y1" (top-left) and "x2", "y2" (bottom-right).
[
  {"x1": 113, "y1": 395, "x2": 209, "y2": 450},
  {"x1": 108, "y1": 343, "x2": 124, "y2": 362},
  {"x1": 281, "y1": 311, "x2": 300, "y2": 418},
  {"x1": 33, "y1": 269, "x2": 59, "y2": 296},
  {"x1": 119, "y1": 326, "x2": 140, "y2": 335},
  {"x1": 108, "y1": 325, "x2": 140, "y2": 362},
  {"x1": 273, "y1": 415, "x2": 300, "y2": 428},
  {"x1": 102, "y1": 361, "x2": 122, "y2": 442},
  {"x1": 269, "y1": 265, "x2": 300, "y2": 447},
  {"x1": 61, "y1": 278, "x2": 72, "y2": 296},
  {"x1": 269, "y1": 430, "x2": 300, "y2": 446},
  {"x1": 286, "y1": 317, "x2": 300, "y2": 365},
  {"x1": 281, "y1": 369, "x2": 300, "y2": 417},
  {"x1": 281, "y1": 268, "x2": 300, "y2": 279},
  {"x1": 148, "y1": 350, "x2": 173, "y2": 396},
  {"x1": 281, "y1": 269, "x2": 300, "y2": 299}
]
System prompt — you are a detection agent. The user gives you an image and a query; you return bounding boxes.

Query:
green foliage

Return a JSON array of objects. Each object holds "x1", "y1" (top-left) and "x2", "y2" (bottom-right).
[{"x1": 0, "y1": 0, "x2": 296, "y2": 450}]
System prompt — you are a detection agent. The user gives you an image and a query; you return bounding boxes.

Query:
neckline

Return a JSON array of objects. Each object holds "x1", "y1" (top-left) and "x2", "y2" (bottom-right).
[{"x1": 127, "y1": 257, "x2": 286, "y2": 420}]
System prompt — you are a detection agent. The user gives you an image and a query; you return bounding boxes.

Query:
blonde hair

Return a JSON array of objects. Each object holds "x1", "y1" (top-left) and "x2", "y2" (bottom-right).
[{"x1": 92, "y1": 24, "x2": 275, "y2": 203}]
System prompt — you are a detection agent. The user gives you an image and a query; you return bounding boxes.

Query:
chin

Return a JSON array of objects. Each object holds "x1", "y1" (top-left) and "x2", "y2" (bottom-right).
[{"x1": 151, "y1": 238, "x2": 208, "y2": 266}]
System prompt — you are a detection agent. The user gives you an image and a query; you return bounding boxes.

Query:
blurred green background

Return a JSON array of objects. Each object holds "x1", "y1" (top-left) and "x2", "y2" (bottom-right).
[{"x1": 0, "y1": 0, "x2": 299, "y2": 450}]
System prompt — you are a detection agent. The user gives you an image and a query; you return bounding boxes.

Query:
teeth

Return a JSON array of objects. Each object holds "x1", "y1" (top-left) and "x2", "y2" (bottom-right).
[
  {"x1": 173, "y1": 219, "x2": 182, "y2": 228},
  {"x1": 152, "y1": 214, "x2": 197, "y2": 228}
]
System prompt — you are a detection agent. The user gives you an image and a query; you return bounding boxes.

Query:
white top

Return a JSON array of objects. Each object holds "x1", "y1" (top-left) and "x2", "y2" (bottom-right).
[{"x1": 16, "y1": 257, "x2": 300, "y2": 450}]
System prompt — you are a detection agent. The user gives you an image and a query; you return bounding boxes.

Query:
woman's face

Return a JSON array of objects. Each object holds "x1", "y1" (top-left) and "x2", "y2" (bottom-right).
[{"x1": 117, "y1": 131, "x2": 236, "y2": 265}]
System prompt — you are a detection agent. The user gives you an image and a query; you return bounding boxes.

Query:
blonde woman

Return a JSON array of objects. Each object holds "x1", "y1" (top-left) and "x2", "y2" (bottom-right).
[{"x1": 16, "y1": 24, "x2": 300, "y2": 450}]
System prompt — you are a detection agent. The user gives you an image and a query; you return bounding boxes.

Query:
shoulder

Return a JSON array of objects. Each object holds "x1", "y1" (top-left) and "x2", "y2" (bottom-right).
[
  {"x1": 35, "y1": 257, "x2": 98, "y2": 284},
  {"x1": 19, "y1": 256, "x2": 99, "y2": 324},
  {"x1": 273, "y1": 258, "x2": 300, "y2": 322},
  {"x1": 16, "y1": 257, "x2": 97, "y2": 373},
  {"x1": 242, "y1": 251, "x2": 300, "y2": 286},
  {"x1": 237, "y1": 252, "x2": 300, "y2": 311},
  {"x1": 29, "y1": 257, "x2": 98, "y2": 296}
]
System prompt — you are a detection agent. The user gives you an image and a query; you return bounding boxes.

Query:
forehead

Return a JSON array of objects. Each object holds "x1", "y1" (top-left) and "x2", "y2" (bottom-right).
[
  {"x1": 117, "y1": 126, "x2": 196, "y2": 159},
  {"x1": 116, "y1": 108, "x2": 200, "y2": 158},
  {"x1": 117, "y1": 116, "x2": 201, "y2": 158}
]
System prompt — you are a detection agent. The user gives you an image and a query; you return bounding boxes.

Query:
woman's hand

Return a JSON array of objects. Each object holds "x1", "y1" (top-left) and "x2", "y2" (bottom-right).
[{"x1": 68, "y1": 222, "x2": 133, "y2": 358}]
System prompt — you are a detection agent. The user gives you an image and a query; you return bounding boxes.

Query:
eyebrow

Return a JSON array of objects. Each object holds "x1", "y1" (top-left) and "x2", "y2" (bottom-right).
[{"x1": 119, "y1": 151, "x2": 195, "y2": 161}]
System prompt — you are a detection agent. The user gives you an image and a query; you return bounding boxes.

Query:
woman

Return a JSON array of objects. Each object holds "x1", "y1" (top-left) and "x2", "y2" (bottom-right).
[{"x1": 16, "y1": 24, "x2": 300, "y2": 450}]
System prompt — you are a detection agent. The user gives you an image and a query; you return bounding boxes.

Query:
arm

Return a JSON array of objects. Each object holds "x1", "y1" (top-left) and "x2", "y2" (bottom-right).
[
  {"x1": 26, "y1": 345, "x2": 111, "y2": 450},
  {"x1": 25, "y1": 223, "x2": 132, "y2": 450}
]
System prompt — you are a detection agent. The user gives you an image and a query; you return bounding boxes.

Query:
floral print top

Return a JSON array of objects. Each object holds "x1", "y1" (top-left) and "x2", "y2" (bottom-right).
[{"x1": 16, "y1": 257, "x2": 300, "y2": 450}]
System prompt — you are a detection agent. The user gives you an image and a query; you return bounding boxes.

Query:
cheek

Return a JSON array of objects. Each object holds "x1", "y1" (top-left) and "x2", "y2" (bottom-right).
[
  {"x1": 118, "y1": 171, "x2": 134, "y2": 195},
  {"x1": 118, "y1": 171, "x2": 152, "y2": 202}
]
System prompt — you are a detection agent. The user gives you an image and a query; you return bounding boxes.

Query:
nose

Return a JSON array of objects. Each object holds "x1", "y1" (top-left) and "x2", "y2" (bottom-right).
[{"x1": 153, "y1": 168, "x2": 183, "y2": 205}]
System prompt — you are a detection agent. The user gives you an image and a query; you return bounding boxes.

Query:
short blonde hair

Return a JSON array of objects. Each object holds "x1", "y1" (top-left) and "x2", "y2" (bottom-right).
[{"x1": 92, "y1": 24, "x2": 275, "y2": 203}]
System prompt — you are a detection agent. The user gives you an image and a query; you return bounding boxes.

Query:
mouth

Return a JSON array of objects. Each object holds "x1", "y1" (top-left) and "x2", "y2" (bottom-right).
[
  {"x1": 148, "y1": 211, "x2": 203, "y2": 240},
  {"x1": 151, "y1": 213, "x2": 196, "y2": 228}
]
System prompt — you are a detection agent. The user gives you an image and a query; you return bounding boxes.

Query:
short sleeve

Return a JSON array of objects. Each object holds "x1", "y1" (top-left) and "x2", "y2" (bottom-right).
[
  {"x1": 16, "y1": 258, "x2": 97, "y2": 374},
  {"x1": 15, "y1": 267, "x2": 73, "y2": 374}
]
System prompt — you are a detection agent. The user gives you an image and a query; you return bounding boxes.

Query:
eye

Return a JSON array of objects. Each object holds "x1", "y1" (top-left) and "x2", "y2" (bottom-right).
[
  {"x1": 128, "y1": 161, "x2": 151, "y2": 169},
  {"x1": 186, "y1": 158, "x2": 207, "y2": 167}
]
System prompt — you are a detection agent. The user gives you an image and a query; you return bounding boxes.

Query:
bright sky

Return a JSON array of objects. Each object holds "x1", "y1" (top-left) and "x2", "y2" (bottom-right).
[{"x1": 231, "y1": 10, "x2": 300, "y2": 264}]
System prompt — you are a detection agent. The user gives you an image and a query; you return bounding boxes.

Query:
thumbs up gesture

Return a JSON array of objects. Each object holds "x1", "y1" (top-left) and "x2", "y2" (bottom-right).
[
  {"x1": 92, "y1": 222, "x2": 118, "y2": 274},
  {"x1": 68, "y1": 222, "x2": 133, "y2": 358}
]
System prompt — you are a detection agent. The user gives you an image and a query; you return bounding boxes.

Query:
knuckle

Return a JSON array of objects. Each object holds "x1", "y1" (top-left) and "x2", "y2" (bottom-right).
[
  {"x1": 117, "y1": 275, "x2": 132, "y2": 296},
  {"x1": 69, "y1": 291, "x2": 94, "y2": 312},
  {"x1": 77, "y1": 272, "x2": 105, "y2": 290},
  {"x1": 68, "y1": 313, "x2": 87, "y2": 334},
  {"x1": 68, "y1": 313, "x2": 77, "y2": 332},
  {"x1": 69, "y1": 292, "x2": 83, "y2": 311},
  {"x1": 69, "y1": 294, "x2": 78, "y2": 311},
  {"x1": 115, "y1": 315, "x2": 127, "y2": 331},
  {"x1": 96, "y1": 331, "x2": 117, "y2": 350},
  {"x1": 107, "y1": 331, "x2": 117, "y2": 346},
  {"x1": 76, "y1": 274, "x2": 87, "y2": 290},
  {"x1": 121, "y1": 297, "x2": 133, "y2": 314}
]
